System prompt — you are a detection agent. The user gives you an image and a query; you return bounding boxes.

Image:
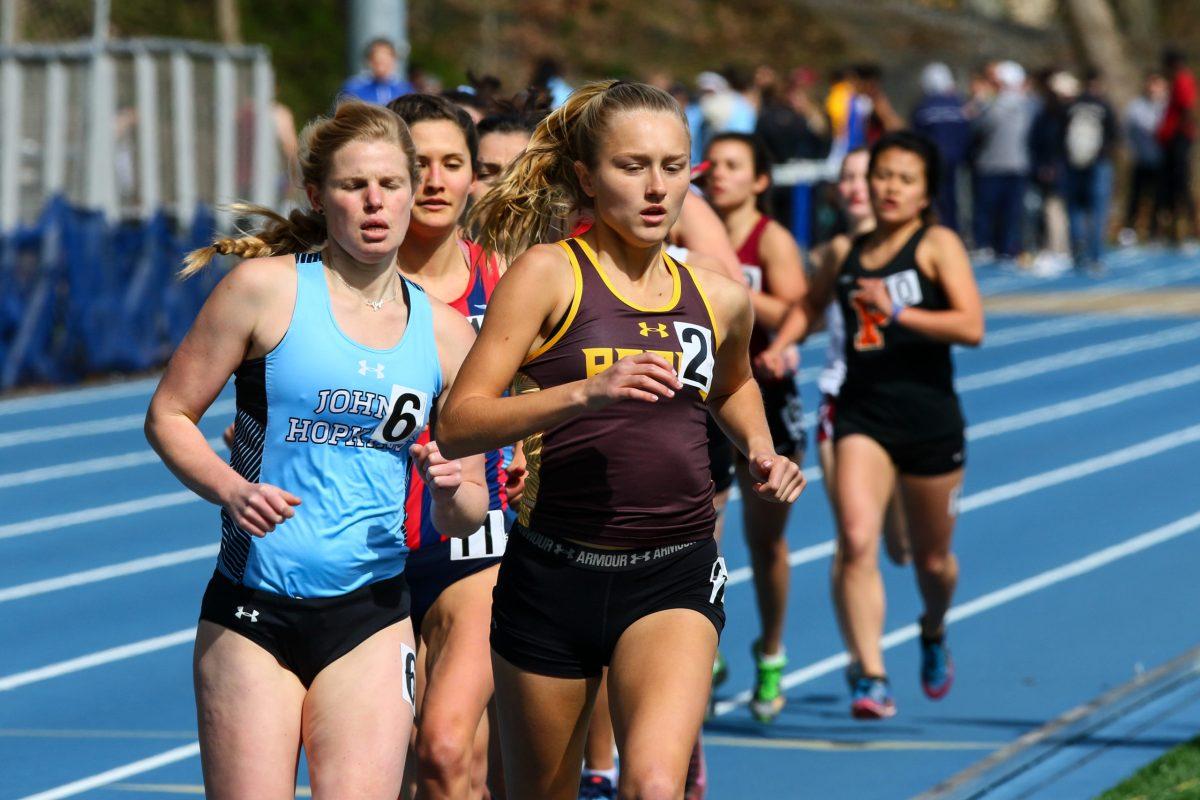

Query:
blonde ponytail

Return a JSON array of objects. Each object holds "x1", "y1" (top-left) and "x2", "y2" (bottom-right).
[
  {"x1": 467, "y1": 80, "x2": 688, "y2": 264},
  {"x1": 180, "y1": 204, "x2": 327, "y2": 277}
]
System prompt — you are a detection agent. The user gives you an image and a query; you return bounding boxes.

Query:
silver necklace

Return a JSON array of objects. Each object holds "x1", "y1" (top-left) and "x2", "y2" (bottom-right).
[{"x1": 328, "y1": 266, "x2": 399, "y2": 311}]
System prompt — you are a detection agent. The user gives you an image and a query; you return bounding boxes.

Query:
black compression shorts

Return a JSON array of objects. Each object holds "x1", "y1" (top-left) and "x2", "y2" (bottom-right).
[
  {"x1": 833, "y1": 423, "x2": 966, "y2": 476},
  {"x1": 199, "y1": 569, "x2": 411, "y2": 688},
  {"x1": 490, "y1": 526, "x2": 727, "y2": 679}
]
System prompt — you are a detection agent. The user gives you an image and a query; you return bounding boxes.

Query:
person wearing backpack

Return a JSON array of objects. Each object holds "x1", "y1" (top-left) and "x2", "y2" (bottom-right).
[{"x1": 1062, "y1": 70, "x2": 1118, "y2": 274}]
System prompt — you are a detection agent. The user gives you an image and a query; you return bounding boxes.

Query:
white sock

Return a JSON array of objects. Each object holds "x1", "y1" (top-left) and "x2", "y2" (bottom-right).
[{"x1": 758, "y1": 645, "x2": 787, "y2": 667}]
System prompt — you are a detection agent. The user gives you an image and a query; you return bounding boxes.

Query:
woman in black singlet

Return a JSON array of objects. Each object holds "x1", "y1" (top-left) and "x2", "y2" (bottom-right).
[
  {"x1": 793, "y1": 131, "x2": 983, "y2": 720},
  {"x1": 437, "y1": 80, "x2": 805, "y2": 800}
]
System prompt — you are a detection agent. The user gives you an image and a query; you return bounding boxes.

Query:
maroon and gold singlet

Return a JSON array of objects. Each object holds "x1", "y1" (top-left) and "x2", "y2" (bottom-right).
[{"x1": 514, "y1": 237, "x2": 721, "y2": 548}]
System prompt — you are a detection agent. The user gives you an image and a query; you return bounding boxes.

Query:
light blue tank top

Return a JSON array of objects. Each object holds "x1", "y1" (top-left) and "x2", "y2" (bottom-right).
[{"x1": 217, "y1": 252, "x2": 443, "y2": 597}]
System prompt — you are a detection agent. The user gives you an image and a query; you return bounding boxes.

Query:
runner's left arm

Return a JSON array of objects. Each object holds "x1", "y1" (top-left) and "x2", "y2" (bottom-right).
[{"x1": 695, "y1": 270, "x2": 806, "y2": 504}]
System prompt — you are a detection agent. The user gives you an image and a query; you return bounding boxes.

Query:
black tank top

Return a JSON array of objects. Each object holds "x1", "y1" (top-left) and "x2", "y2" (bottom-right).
[
  {"x1": 514, "y1": 237, "x2": 719, "y2": 548},
  {"x1": 835, "y1": 226, "x2": 963, "y2": 443}
]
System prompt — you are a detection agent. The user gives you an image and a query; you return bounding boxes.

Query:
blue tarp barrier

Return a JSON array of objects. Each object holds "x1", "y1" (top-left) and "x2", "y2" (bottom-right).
[{"x1": 0, "y1": 200, "x2": 220, "y2": 391}]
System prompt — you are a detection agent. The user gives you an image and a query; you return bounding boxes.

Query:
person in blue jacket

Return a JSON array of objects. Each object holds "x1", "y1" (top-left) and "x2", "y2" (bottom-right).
[{"x1": 912, "y1": 63, "x2": 970, "y2": 231}]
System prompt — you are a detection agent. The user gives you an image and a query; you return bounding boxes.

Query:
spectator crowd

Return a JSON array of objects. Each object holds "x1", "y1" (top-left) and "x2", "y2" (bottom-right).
[{"x1": 342, "y1": 38, "x2": 1199, "y2": 276}]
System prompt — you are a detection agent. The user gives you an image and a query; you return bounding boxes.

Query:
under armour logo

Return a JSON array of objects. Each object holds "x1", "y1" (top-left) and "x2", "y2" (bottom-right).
[
  {"x1": 234, "y1": 606, "x2": 259, "y2": 623},
  {"x1": 638, "y1": 322, "x2": 669, "y2": 338},
  {"x1": 358, "y1": 360, "x2": 385, "y2": 379},
  {"x1": 630, "y1": 552, "x2": 651, "y2": 564}
]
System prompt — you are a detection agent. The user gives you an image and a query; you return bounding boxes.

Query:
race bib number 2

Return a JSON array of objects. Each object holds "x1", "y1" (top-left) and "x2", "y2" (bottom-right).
[
  {"x1": 674, "y1": 322, "x2": 715, "y2": 394},
  {"x1": 450, "y1": 509, "x2": 508, "y2": 561}
]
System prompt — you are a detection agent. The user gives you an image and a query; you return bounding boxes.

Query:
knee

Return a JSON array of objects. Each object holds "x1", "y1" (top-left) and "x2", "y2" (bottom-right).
[
  {"x1": 416, "y1": 723, "x2": 472, "y2": 779},
  {"x1": 915, "y1": 549, "x2": 952, "y2": 578},
  {"x1": 837, "y1": 528, "x2": 878, "y2": 567},
  {"x1": 618, "y1": 767, "x2": 681, "y2": 800}
]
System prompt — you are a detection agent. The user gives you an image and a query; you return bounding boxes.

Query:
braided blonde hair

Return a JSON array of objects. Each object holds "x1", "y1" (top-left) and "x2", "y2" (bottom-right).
[
  {"x1": 466, "y1": 80, "x2": 689, "y2": 264},
  {"x1": 181, "y1": 100, "x2": 418, "y2": 276}
]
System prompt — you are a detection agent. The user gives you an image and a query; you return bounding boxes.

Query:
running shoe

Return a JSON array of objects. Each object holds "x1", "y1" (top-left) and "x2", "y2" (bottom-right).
[
  {"x1": 579, "y1": 773, "x2": 617, "y2": 800},
  {"x1": 920, "y1": 632, "x2": 955, "y2": 700},
  {"x1": 850, "y1": 675, "x2": 896, "y2": 719},
  {"x1": 750, "y1": 640, "x2": 788, "y2": 723},
  {"x1": 712, "y1": 649, "x2": 729, "y2": 688},
  {"x1": 684, "y1": 732, "x2": 707, "y2": 800}
]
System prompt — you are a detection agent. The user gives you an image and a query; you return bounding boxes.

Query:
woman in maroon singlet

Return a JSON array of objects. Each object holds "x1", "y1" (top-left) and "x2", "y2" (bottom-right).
[{"x1": 437, "y1": 80, "x2": 805, "y2": 800}]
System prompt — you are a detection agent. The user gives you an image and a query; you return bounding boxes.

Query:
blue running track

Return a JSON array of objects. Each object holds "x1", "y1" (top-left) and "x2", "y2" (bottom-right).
[{"x1": 1, "y1": 246, "x2": 1198, "y2": 799}]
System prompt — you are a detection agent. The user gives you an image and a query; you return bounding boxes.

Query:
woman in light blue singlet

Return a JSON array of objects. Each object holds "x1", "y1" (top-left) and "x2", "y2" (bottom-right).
[{"x1": 145, "y1": 101, "x2": 488, "y2": 799}]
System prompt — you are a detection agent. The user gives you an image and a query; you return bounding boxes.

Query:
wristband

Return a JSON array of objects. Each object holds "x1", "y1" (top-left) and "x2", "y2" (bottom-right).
[{"x1": 890, "y1": 305, "x2": 905, "y2": 325}]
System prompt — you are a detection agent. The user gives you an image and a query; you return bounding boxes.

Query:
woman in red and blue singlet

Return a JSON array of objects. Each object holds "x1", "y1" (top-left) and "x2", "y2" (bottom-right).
[{"x1": 388, "y1": 93, "x2": 514, "y2": 799}]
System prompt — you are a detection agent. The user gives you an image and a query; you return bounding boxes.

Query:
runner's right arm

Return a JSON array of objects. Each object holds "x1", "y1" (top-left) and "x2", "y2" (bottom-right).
[{"x1": 145, "y1": 257, "x2": 301, "y2": 536}]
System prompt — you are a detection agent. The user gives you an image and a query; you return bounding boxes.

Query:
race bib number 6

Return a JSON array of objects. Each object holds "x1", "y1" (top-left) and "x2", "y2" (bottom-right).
[
  {"x1": 400, "y1": 642, "x2": 417, "y2": 711},
  {"x1": 370, "y1": 384, "x2": 430, "y2": 447},
  {"x1": 450, "y1": 509, "x2": 508, "y2": 561}
]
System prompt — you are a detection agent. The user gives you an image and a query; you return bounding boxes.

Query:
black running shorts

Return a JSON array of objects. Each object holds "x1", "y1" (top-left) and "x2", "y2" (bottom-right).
[
  {"x1": 833, "y1": 423, "x2": 966, "y2": 477},
  {"x1": 199, "y1": 569, "x2": 412, "y2": 688},
  {"x1": 490, "y1": 526, "x2": 728, "y2": 679}
]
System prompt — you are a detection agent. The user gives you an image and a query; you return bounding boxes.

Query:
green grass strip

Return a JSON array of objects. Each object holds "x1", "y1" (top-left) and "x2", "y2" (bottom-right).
[{"x1": 1098, "y1": 736, "x2": 1200, "y2": 799}]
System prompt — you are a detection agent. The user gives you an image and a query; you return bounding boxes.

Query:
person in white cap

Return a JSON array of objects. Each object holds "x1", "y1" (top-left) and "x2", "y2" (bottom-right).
[{"x1": 697, "y1": 70, "x2": 757, "y2": 146}]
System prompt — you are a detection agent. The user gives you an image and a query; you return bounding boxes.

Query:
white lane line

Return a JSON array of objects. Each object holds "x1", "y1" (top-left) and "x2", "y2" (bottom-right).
[
  {"x1": 957, "y1": 321, "x2": 1200, "y2": 392},
  {"x1": 722, "y1": 424, "x2": 1200, "y2": 584},
  {"x1": 960, "y1": 423, "x2": 1200, "y2": 513},
  {"x1": 0, "y1": 399, "x2": 233, "y2": 449},
  {"x1": 0, "y1": 308, "x2": 1175, "y2": 491},
  {"x1": 965, "y1": 366, "x2": 1200, "y2": 441},
  {"x1": 0, "y1": 378, "x2": 161, "y2": 417},
  {"x1": 0, "y1": 627, "x2": 196, "y2": 692},
  {"x1": 113, "y1": 783, "x2": 308, "y2": 796},
  {"x1": 7, "y1": 359, "x2": 1194, "y2": 597},
  {"x1": 15, "y1": 742, "x2": 201, "y2": 800},
  {"x1": 0, "y1": 728, "x2": 196, "y2": 740},
  {"x1": 714, "y1": 509, "x2": 1200, "y2": 716},
  {"x1": 0, "y1": 413, "x2": 148, "y2": 448},
  {"x1": 703, "y1": 734, "x2": 1003, "y2": 751},
  {"x1": 0, "y1": 491, "x2": 196, "y2": 541},
  {"x1": 726, "y1": 540, "x2": 836, "y2": 586},
  {"x1": 3, "y1": 424, "x2": 1199, "y2": 693},
  {"x1": 0, "y1": 438, "x2": 226, "y2": 489},
  {"x1": 981, "y1": 315, "x2": 1133, "y2": 347},
  {"x1": 0, "y1": 545, "x2": 219, "y2": 603}
]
